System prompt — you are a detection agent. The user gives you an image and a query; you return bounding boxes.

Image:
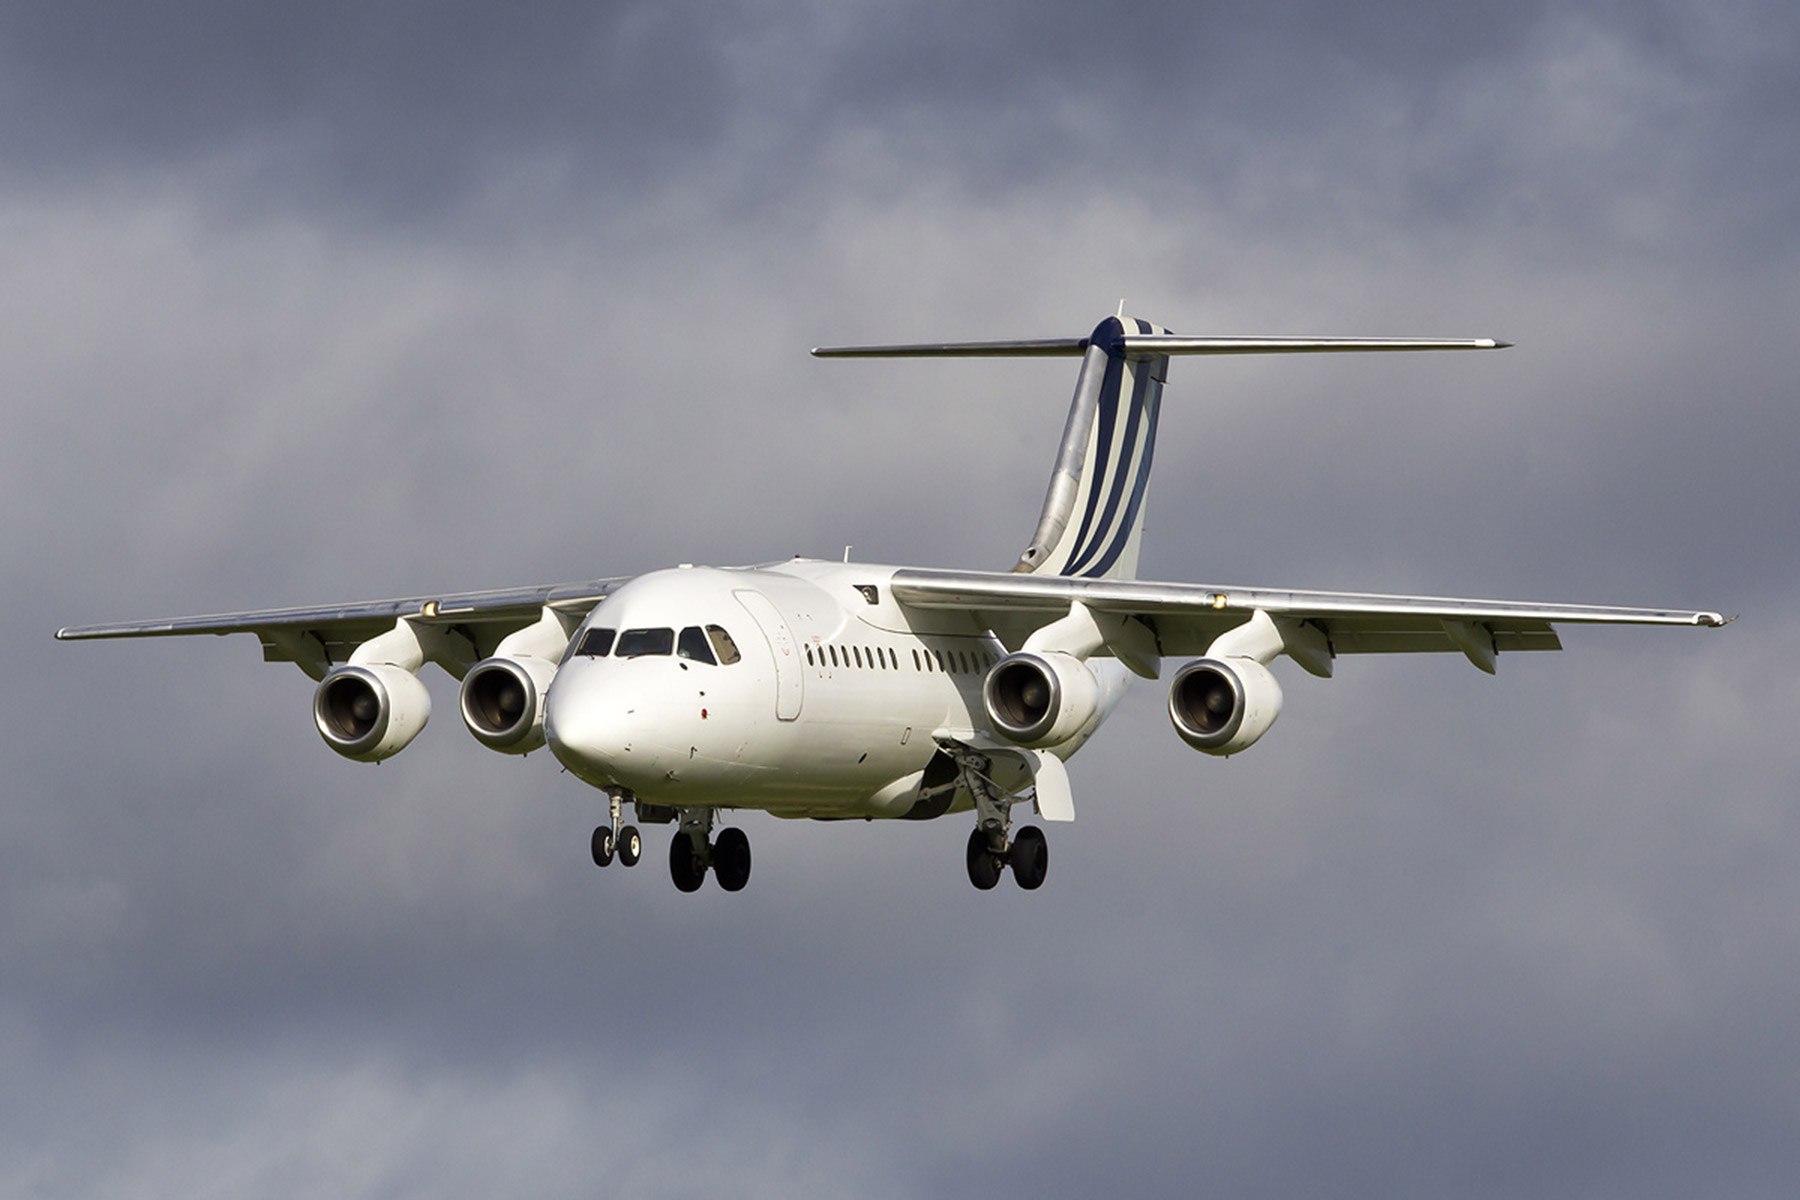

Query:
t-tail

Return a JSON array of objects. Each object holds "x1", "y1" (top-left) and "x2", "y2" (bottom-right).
[{"x1": 813, "y1": 312, "x2": 1510, "y2": 581}]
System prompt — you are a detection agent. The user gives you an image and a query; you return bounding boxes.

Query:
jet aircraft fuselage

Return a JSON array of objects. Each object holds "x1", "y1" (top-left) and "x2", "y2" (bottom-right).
[{"x1": 544, "y1": 561, "x2": 1123, "y2": 818}]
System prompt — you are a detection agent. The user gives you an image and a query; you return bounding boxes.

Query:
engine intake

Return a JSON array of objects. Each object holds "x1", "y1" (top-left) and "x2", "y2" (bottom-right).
[
  {"x1": 1168, "y1": 657, "x2": 1282, "y2": 756},
  {"x1": 983, "y1": 651, "x2": 1100, "y2": 748},
  {"x1": 313, "y1": 663, "x2": 431, "y2": 762},
  {"x1": 460, "y1": 654, "x2": 558, "y2": 754}
]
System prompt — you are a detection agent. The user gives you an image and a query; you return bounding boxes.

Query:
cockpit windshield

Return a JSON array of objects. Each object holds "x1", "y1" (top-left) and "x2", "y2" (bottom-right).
[
  {"x1": 677, "y1": 626, "x2": 715, "y2": 663},
  {"x1": 568, "y1": 621, "x2": 742, "y2": 665},
  {"x1": 615, "y1": 627, "x2": 675, "y2": 658},
  {"x1": 573, "y1": 627, "x2": 615, "y2": 658},
  {"x1": 706, "y1": 625, "x2": 741, "y2": 665}
]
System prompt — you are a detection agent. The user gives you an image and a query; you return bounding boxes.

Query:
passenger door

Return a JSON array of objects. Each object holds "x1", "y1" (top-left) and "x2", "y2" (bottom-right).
[{"x1": 733, "y1": 589, "x2": 804, "y2": 720}]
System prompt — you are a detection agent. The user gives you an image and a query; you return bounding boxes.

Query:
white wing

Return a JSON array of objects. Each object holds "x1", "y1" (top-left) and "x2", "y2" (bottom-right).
[
  {"x1": 890, "y1": 567, "x2": 1727, "y2": 673},
  {"x1": 55, "y1": 578, "x2": 627, "y2": 679}
]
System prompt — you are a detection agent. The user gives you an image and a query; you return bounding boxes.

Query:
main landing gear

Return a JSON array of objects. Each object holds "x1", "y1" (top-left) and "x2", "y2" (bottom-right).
[
  {"x1": 669, "y1": 808, "x2": 751, "y2": 893},
  {"x1": 966, "y1": 824, "x2": 1048, "y2": 890},
  {"x1": 948, "y1": 743, "x2": 1049, "y2": 891}
]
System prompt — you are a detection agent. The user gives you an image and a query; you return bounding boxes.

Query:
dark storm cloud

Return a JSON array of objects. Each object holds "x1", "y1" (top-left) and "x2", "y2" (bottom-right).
[
  {"x1": 0, "y1": 1, "x2": 751, "y2": 219},
  {"x1": 18, "y1": 0, "x2": 1790, "y2": 243},
  {"x1": 3, "y1": 1, "x2": 1797, "y2": 1196}
]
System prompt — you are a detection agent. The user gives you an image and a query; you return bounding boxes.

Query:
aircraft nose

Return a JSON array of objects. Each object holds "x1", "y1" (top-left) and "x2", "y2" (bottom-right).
[{"x1": 544, "y1": 666, "x2": 654, "y2": 786}]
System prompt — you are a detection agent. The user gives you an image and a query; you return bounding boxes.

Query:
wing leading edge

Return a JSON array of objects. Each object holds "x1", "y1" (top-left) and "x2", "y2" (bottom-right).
[
  {"x1": 889, "y1": 566, "x2": 1727, "y2": 673},
  {"x1": 55, "y1": 578, "x2": 627, "y2": 679}
]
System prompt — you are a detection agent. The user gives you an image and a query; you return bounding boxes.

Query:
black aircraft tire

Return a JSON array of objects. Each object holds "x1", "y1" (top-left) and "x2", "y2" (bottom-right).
[
  {"x1": 670, "y1": 832, "x2": 706, "y2": 892},
  {"x1": 591, "y1": 825, "x2": 614, "y2": 868},
  {"x1": 1010, "y1": 825, "x2": 1048, "y2": 890},
  {"x1": 714, "y1": 827, "x2": 752, "y2": 892},
  {"x1": 966, "y1": 827, "x2": 1001, "y2": 890},
  {"x1": 618, "y1": 825, "x2": 642, "y2": 867}
]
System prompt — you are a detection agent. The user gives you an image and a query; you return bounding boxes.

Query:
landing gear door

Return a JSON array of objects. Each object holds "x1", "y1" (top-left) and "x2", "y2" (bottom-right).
[{"x1": 733, "y1": 589, "x2": 804, "y2": 721}]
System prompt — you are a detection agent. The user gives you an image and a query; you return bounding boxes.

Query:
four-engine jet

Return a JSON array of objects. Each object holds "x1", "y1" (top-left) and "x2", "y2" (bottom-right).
[{"x1": 58, "y1": 313, "x2": 1726, "y2": 892}]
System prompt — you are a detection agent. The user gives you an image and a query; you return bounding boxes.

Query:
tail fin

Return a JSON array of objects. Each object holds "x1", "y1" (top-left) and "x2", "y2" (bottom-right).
[
  {"x1": 1014, "y1": 315, "x2": 1168, "y2": 579},
  {"x1": 813, "y1": 315, "x2": 1509, "y2": 581}
]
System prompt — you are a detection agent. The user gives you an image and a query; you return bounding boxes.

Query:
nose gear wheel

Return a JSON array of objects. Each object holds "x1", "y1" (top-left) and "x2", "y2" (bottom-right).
[{"x1": 591, "y1": 790, "x2": 643, "y2": 869}]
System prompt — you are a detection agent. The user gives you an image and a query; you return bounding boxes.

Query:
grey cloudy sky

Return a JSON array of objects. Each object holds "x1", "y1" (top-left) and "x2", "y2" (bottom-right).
[{"x1": 4, "y1": 2, "x2": 1797, "y2": 1196}]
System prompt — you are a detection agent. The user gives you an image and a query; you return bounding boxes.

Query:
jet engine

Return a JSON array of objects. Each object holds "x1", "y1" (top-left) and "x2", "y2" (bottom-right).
[
  {"x1": 313, "y1": 663, "x2": 431, "y2": 762},
  {"x1": 459, "y1": 654, "x2": 558, "y2": 754},
  {"x1": 983, "y1": 651, "x2": 1101, "y2": 749},
  {"x1": 1167, "y1": 657, "x2": 1283, "y2": 756}
]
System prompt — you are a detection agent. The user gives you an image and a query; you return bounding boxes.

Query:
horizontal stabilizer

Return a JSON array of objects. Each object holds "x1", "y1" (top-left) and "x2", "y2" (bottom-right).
[
  {"x1": 813, "y1": 333, "x2": 1510, "y2": 359},
  {"x1": 812, "y1": 338, "x2": 1090, "y2": 358},
  {"x1": 1119, "y1": 334, "x2": 1510, "y2": 355}
]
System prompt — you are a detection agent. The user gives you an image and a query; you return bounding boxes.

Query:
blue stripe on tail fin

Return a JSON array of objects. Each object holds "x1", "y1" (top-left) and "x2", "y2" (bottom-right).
[{"x1": 1013, "y1": 316, "x2": 1170, "y2": 581}]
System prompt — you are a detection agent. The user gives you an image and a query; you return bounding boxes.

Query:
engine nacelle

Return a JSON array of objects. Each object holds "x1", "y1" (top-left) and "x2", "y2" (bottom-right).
[
  {"x1": 459, "y1": 654, "x2": 558, "y2": 754},
  {"x1": 983, "y1": 651, "x2": 1101, "y2": 749},
  {"x1": 1168, "y1": 657, "x2": 1283, "y2": 756},
  {"x1": 313, "y1": 663, "x2": 431, "y2": 762}
]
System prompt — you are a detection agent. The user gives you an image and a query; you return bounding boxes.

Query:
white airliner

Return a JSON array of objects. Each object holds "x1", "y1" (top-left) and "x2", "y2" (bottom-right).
[{"x1": 58, "y1": 313, "x2": 1726, "y2": 892}]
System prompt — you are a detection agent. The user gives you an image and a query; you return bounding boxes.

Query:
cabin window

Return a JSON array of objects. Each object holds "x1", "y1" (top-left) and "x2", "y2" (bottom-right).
[
  {"x1": 706, "y1": 625, "x2": 742, "y2": 665},
  {"x1": 912, "y1": 649, "x2": 921, "y2": 671},
  {"x1": 615, "y1": 627, "x2": 674, "y2": 658},
  {"x1": 829, "y1": 646, "x2": 839, "y2": 667},
  {"x1": 805, "y1": 645, "x2": 815, "y2": 665},
  {"x1": 574, "y1": 627, "x2": 616, "y2": 658},
  {"x1": 677, "y1": 626, "x2": 716, "y2": 664},
  {"x1": 853, "y1": 646, "x2": 864, "y2": 669}
]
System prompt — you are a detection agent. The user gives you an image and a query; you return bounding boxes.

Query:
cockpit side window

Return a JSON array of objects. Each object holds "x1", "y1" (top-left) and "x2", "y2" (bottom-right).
[
  {"x1": 677, "y1": 626, "x2": 717, "y2": 664},
  {"x1": 574, "y1": 627, "x2": 616, "y2": 658},
  {"x1": 706, "y1": 625, "x2": 742, "y2": 665},
  {"x1": 615, "y1": 627, "x2": 674, "y2": 657}
]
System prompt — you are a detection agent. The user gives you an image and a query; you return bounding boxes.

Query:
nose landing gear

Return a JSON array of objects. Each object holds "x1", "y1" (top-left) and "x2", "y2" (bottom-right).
[{"x1": 590, "y1": 789, "x2": 642, "y2": 869}]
